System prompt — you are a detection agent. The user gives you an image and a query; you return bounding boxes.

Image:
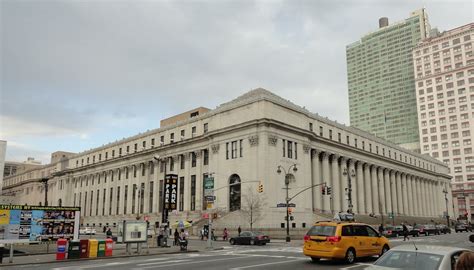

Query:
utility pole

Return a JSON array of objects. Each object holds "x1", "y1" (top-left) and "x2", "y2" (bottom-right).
[
  {"x1": 343, "y1": 168, "x2": 355, "y2": 214},
  {"x1": 277, "y1": 164, "x2": 297, "y2": 242},
  {"x1": 40, "y1": 177, "x2": 49, "y2": 206},
  {"x1": 443, "y1": 188, "x2": 450, "y2": 227}
]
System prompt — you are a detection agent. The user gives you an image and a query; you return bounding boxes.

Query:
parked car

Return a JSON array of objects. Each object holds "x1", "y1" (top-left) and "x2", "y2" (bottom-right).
[
  {"x1": 469, "y1": 234, "x2": 474, "y2": 242},
  {"x1": 366, "y1": 245, "x2": 470, "y2": 270},
  {"x1": 79, "y1": 227, "x2": 96, "y2": 235},
  {"x1": 436, "y1": 224, "x2": 451, "y2": 234},
  {"x1": 229, "y1": 231, "x2": 270, "y2": 246},
  {"x1": 455, "y1": 223, "x2": 470, "y2": 233},
  {"x1": 382, "y1": 225, "x2": 403, "y2": 238},
  {"x1": 415, "y1": 224, "x2": 438, "y2": 236},
  {"x1": 303, "y1": 221, "x2": 390, "y2": 264}
]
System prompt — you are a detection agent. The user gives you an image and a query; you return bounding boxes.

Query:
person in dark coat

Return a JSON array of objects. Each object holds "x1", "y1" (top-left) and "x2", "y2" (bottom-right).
[
  {"x1": 378, "y1": 224, "x2": 384, "y2": 235},
  {"x1": 238, "y1": 226, "x2": 242, "y2": 236},
  {"x1": 174, "y1": 229, "x2": 179, "y2": 246},
  {"x1": 402, "y1": 223, "x2": 409, "y2": 241}
]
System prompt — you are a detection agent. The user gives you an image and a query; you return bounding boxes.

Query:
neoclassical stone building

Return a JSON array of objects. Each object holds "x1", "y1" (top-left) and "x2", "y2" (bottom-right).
[{"x1": 3, "y1": 89, "x2": 453, "y2": 228}]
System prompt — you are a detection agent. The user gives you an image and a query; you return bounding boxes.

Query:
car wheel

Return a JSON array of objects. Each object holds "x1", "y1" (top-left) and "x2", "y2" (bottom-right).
[
  {"x1": 311, "y1": 257, "x2": 320, "y2": 262},
  {"x1": 250, "y1": 239, "x2": 255, "y2": 245},
  {"x1": 230, "y1": 239, "x2": 235, "y2": 245},
  {"x1": 380, "y1": 245, "x2": 390, "y2": 257},
  {"x1": 345, "y1": 248, "x2": 356, "y2": 264}
]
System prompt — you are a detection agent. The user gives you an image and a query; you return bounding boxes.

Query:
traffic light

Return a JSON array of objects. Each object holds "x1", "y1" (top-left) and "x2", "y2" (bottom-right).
[
  {"x1": 327, "y1": 187, "x2": 332, "y2": 195},
  {"x1": 288, "y1": 208, "x2": 293, "y2": 215},
  {"x1": 258, "y1": 182, "x2": 264, "y2": 193},
  {"x1": 321, "y1": 186, "x2": 326, "y2": 195}
]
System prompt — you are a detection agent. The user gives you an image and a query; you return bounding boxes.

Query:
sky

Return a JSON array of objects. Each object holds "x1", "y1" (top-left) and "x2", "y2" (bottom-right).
[{"x1": 1, "y1": 0, "x2": 473, "y2": 164}]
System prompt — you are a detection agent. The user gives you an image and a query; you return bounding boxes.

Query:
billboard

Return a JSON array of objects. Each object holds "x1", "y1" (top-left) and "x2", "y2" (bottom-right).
[
  {"x1": 164, "y1": 174, "x2": 178, "y2": 210},
  {"x1": 122, "y1": 221, "x2": 147, "y2": 243},
  {"x1": 0, "y1": 205, "x2": 80, "y2": 243}
]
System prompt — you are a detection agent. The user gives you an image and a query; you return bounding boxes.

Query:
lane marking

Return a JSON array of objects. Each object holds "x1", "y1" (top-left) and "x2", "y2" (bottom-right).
[
  {"x1": 139, "y1": 256, "x2": 248, "y2": 269},
  {"x1": 137, "y1": 259, "x2": 191, "y2": 266},
  {"x1": 229, "y1": 259, "x2": 301, "y2": 269}
]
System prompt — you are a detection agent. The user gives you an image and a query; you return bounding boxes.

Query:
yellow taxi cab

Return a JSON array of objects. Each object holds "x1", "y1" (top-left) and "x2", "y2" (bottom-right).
[{"x1": 303, "y1": 220, "x2": 390, "y2": 264}]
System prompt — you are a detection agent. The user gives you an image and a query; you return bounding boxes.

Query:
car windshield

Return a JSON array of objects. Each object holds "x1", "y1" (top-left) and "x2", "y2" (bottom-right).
[
  {"x1": 374, "y1": 251, "x2": 443, "y2": 270},
  {"x1": 307, "y1": 225, "x2": 336, "y2": 236}
]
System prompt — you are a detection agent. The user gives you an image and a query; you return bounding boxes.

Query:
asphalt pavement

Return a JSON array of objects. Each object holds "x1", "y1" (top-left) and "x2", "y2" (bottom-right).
[{"x1": 2, "y1": 231, "x2": 473, "y2": 270}]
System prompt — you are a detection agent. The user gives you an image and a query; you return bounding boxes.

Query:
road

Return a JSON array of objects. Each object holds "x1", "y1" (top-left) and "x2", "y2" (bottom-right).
[{"x1": 5, "y1": 232, "x2": 473, "y2": 270}]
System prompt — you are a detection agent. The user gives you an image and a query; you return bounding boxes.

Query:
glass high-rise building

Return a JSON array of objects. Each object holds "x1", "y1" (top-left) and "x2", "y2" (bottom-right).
[{"x1": 347, "y1": 9, "x2": 430, "y2": 152}]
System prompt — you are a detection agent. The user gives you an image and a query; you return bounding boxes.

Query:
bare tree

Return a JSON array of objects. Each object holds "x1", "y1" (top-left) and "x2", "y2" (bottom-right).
[{"x1": 240, "y1": 186, "x2": 266, "y2": 231}]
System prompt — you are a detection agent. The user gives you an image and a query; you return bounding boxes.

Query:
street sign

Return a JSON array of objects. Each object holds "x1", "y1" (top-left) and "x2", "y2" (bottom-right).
[
  {"x1": 276, "y1": 203, "x2": 296, "y2": 208},
  {"x1": 164, "y1": 174, "x2": 178, "y2": 210},
  {"x1": 204, "y1": 177, "x2": 214, "y2": 190},
  {"x1": 205, "y1": 195, "x2": 216, "y2": 202},
  {"x1": 204, "y1": 189, "x2": 214, "y2": 196},
  {"x1": 206, "y1": 203, "x2": 213, "y2": 209}
]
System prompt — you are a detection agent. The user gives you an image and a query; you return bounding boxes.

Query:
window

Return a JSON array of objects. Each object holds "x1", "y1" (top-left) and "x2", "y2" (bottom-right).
[
  {"x1": 319, "y1": 126, "x2": 323, "y2": 136},
  {"x1": 240, "y1": 140, "x2": 243, "y2": 158},
  {"x1": 180, "y1": 130, "x2": 185, "y2": 140},
  {"x1": 226, "y1": 143, "x2": 230, "y2": 160},
  {"x1": 309, "y1": 123, "x2": 313, "y2": 131},
  {"x1": 179, "y1": 177, "x2": 184, "y2": 211},
  {"x1": 170, "y1": 133, "x2": 174, "y2": 143},
  {"x1": 338, "y1": 133, "x2": 341, "y2": 142},
  {"x1": 170, "y1": 157, "x2": 174, "y2": 171},
  {"x1": 124, "y1": 186, "x2": 128, "y2": 214},
  {"x1": 160, "y1": 136, "x2": 164, "y2": 144},
  {"x1": 282, "y1": 139, "x2": 286, "y2": 157},
  {"x1": 203, "y1": 123, "x2": 208, "y2": 133},
  {"x1": 134, "y1": 143, "x2": 138, "y2": 152},
  {"x1": 192, "y1": 152, "x2": 197, "y2": 167},
  {"x1": 149, "y1": 182, "x2": 153, "y2": 213},
  {"x1": 151, "y1": 138, "x2": 155, "y2": 146},
  {"x1": 287, "y1": 141, "x2": 293, "y2": 159},
  {"x1": 232, "y1": 141, "x2": 237, "y2": 159},
  {"x1": 191, "y1": 175, "x2": 196, "y2": 211},
  {"x1": 203, "y1": 149, "x2": 209, "y2": 165}
]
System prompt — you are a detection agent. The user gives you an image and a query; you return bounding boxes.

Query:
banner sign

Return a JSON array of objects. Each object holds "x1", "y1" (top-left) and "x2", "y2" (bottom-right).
[
  {"x1": 164, "y1": 174, "x2": 178, "y2": 210},
  {"x1": 0, "y1": 205, "x2": 80, "y2": 242}
]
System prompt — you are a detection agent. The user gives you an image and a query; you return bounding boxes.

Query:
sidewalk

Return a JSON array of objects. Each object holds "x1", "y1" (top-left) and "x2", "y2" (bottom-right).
[{"x1": 1, "y1": 243, "x2": 209, "y2": 266}]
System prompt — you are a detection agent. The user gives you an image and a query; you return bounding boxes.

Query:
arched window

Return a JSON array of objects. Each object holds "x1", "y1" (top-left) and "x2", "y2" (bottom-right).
[
  {"x1": 58, "y1": 199, "x2": 62, "y2": 206},
  {"x1": 229, "y1": 174, "x2": 241, "y2": 212}
]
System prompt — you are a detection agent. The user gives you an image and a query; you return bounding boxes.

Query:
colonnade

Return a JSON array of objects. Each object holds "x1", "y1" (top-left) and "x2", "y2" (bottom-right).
[{"x1": 311, "y1": 150, "x2": 448, "y2": 217}]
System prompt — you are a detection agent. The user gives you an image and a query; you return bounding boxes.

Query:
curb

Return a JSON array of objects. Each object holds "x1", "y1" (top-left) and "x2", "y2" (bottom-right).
[{"x1": 2, "y1": 249, "x2": 202, "y2": 267}]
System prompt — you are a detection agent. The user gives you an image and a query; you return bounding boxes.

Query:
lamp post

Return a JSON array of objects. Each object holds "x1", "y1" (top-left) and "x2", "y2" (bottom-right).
[
  {"x1": 153, "y1": 155, "x2": 168, "y2": 226},
  {"x1": 342, "y1": 168, "x2": 355, "y2": 214},
  {"x1": 277, "y1": 164, "x2": 297, "y2": 243},
  {"x1": 442, "y1": 188, "x2": 450, "y2": 227},
  {"x1": 40, "y1": 177, "x2": 50, "y2": 206},
  {"x1": 135, "y1": 184, "x2": 145, "y2": 220}
]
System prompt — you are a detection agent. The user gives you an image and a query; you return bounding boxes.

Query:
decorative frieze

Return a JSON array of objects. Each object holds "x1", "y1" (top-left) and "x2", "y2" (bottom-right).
[
  {"x1": 268, "y1": 135, "x2": 278, "y2": 146},
  {"x1": 303, "y1": 144, "x2": 311, "y2": 154},
  {"x1": 211, "y1": 144, "x2": 220, "y2": 154},
  {"x1": 248, "y1": 135, "x2": 259, "y2": 146}
]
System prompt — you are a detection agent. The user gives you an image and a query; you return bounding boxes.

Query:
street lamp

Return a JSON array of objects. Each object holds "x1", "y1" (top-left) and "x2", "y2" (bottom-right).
[
  {"x1": 135, "y1": 184, "x2": 145, "y2": 220},
  {"x1": 277, "y1": 164, "x2": 297, "y2": 243},
  {"x1": 442, "y1": 188, "x2": 450, "y2": 227},
  {"x1": 342, "y1": 168, "x2": 355, "y2": 214}
]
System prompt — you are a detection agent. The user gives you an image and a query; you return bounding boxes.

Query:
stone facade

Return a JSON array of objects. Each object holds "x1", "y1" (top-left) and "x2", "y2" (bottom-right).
[{"x1": 2, "y1": 89, "x2": 453, "y2": 228}]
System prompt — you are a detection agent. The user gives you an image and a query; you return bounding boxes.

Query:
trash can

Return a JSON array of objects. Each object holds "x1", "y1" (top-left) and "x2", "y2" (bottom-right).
[
  {"x1": 68, "y1": 240, "x2": 81, "y2": 259},
  {"x1": 56, "y1": 239, "x2": 68, "y2": 260},
  {"x1": 88, "y1": 239, "x2": 98, "y2": 258},
  {"x1": 0, "y1": 244, "x2": 4, "y2": 264},
  {"x1": 97, "y1": 240, "x2": 106, "y2": 257},
  {"x1": 105, "y1": 238, "x2": 113, "y2": 257},
  {"x1": 80, "y1": 239, "x2": 90, "y2": 258}
]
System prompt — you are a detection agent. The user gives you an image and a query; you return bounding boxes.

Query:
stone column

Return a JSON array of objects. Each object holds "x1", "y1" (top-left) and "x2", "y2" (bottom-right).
[
  {"x1": 391, "y1": 171, "x2": 398, "y2": 216},
  {"x1": 371, "y1": 165, "x2": 379, "y2": 215},
  {"x1": 349, "y1": 160, "x2": 357, "y2": 213},
  {"x1": 415, "y1": 177, "x2": 422, "y2": 216},
  {"x1": 401, "y1": 174, "x2": 408, "y2": 216},
  {"x1": 384, "y1": 169, "x2": 392, "y2": 215},
  {"x1": 422, "y1": 179, "x2": 428, "y2": 216},
  {"x1": 331, "y1": 154, "x2": 341, "y2": 213},
  {"x1": 396, "y1": 172, "x2": 403, "y2": 215},
  {"x1": 312, "y1": 150, "x2": 321, "y2": 212},
  {"x1": 409, "y1": 175, "x2": 415, "y2": 216},
  {"x1": 322, "y1": 152, "x2": 331, "y2": 212},
  {"x1": 378, "y1": 167, "x2": 386, "y2": 215},
  {"x1": 356, "y1": 161, "x2": 365, "y2": 214},
  {"x1": 364, "y1": 164, "x2": 373, "y2": 215},
  {"x1": 429, "y1": 181, "x2": 435, "y2": 216}
]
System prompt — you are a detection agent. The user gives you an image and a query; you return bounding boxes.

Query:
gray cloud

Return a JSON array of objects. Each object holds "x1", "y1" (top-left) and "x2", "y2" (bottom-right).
[{"x1": 1, "y1": 0, "x2": 472, "y2": 162}]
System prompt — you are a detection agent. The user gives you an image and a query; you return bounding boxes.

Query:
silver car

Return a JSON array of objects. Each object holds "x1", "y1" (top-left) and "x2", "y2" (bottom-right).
[{"x1": 366, "y1": 245, "x2": 469, "y2": 270}]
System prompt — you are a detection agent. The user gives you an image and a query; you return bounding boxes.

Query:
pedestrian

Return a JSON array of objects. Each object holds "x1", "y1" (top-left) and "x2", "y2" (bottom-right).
[
  {"x1": 103, "y1": 226, "x2": 107, "y2": 233},
  {"x1": 238, "y1": 226, "x2": 242, "y2": 236},
  {"x1": 211, "y1": 229, "x2": 216, "y2": 241},
  {"x1": 378, "y1": 224, "x2": 384, "y2": 235},
  {"x1": 157, "y1": 227, "x2": 163, "y2": 247},
  {"x1": 455, "y1": 251, "x2": 474, "y2": 270},
  {"x1": 201, "y1": 228, "x2": 204, "y2": 241},
  {"x1": 402, "y1": 222, "x2": 409, "y2": 241},
  {"x1": 174, "y1": 229, "x2": 179, "y2": 246},
  {"x1": 223, "y1": 228, "x2": 228, "y2": 241},
  {"x1": 106, "y1": 227, "x2": 113, "y2": 238}
]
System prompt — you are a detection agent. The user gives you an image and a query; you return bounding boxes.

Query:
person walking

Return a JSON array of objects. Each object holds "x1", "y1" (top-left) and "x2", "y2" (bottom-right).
[
  {"x1": 402, "y1": 222, "x2": 409, "y2": 241},
  {"x1": 106, "y1": 228, "x2": 113, "y2": 238},
  {"x1": 223, "y1": 228, "x2": 228, "y2": 241},
  {"x1": 238, "y1": 226, "x2": 242, "y2": 236},
  {"x1": 378, "y1": 224, "x2": 384, "y2": 235},
  {"x1": 174, "y1": 229, "x2": 179, "y2": 246}
]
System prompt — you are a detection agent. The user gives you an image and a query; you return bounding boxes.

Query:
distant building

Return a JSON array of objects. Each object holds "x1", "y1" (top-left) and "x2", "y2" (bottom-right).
[
  {"x1": 413, "y1": 23, "x2": 474, "y2": 221},
  {"x1": 347, "y1": 9, "x2": 431, "y2": 152},
  {"x1": 4, "y1": 157, "x2": 42, "y2": 177},
  {"x1": 2, "y1": 89, "x2": 452, "y2": 228}
]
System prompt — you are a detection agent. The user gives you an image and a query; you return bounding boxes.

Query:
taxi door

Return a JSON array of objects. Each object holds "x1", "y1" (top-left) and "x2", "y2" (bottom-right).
[
  {"x1": 365, "y1": 225, "x2": 383, "y2": 255},
  {"x1": 340, "y1": 225, "x2": 365, "y2": 257},
  {"x1": 352, "y1": 225, "x2": 370, "y2": 257}
]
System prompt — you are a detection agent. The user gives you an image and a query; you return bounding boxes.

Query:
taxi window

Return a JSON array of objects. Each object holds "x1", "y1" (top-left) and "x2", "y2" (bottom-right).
[
  {"x1": 307, "y1": 225, "x2": 336, "y2": 236},
  {"x1": 353, "y1": 225, "x2": 369, "y2": 236},
  {"x1": 366, "y1": 226, "x2": 379, "y2": 237},
  {"x1": 341, "y1": 225, "x2": 353, "y2": 236}
]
